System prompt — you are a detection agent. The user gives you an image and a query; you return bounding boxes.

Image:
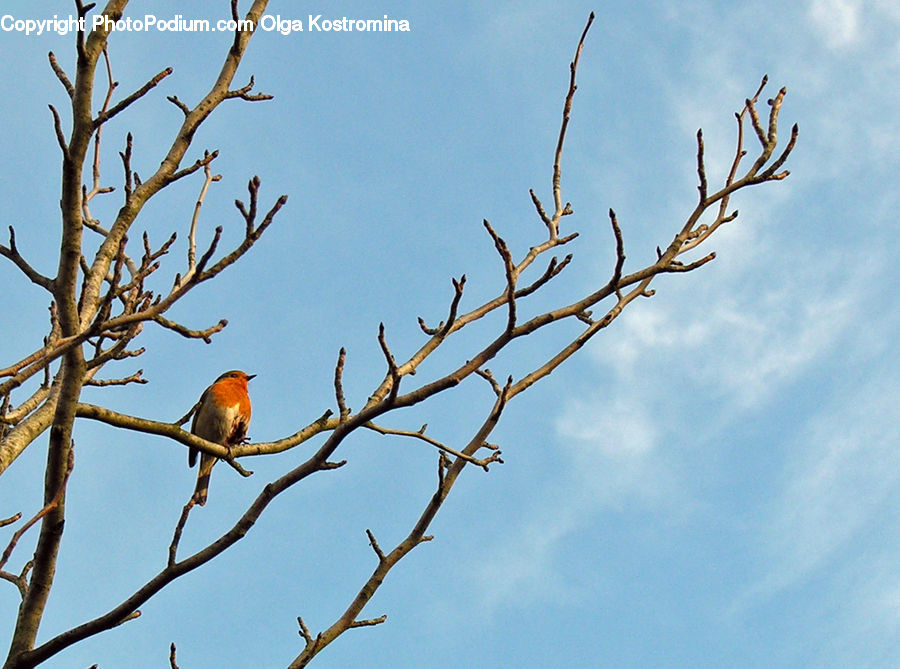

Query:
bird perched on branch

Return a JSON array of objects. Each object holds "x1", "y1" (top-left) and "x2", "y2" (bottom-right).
[{"x1": 189, "y1": 370, "x2": 254, "y2": 506}]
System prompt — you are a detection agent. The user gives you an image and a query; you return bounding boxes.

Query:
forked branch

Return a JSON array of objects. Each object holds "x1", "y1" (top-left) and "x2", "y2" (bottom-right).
[{"x1": 0, "y1": 227, "x2": 54, "y2": 291}]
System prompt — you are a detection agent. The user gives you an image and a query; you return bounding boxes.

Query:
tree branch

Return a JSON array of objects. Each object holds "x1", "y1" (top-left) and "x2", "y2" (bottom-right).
[
  {"x1": 289, "y1": 382, "x2": 513, "y2": 668},
  {"x1": 0, "y1": 227, "x2": 54, "y2": 291},
  {"x1": 47, "y1": 105, "x2": 68, "y2": 157},
  {"x1": 93, "y1": 66, "x2": 173, "y2": 127},
  {"x1": 151, "y1": 315, "x2": 227, "y2": 344},
  {"x1": 224, "y1": 75, "x2": 273, "y2": 102},
  {"x1": 0, "y1": 9, "x2": 798, "y2": 667},
  {"x1": 550, "y1": 11, "x2": 593, "y2": 234},
  {"x1": 333, "y1": 348, "x2": 350, "y2": 422},
  {"x1": 47, "y1": 52, "x2": 74, "y2": 99},
  {"x1": 0, "y1": 447, "x2": 74, "y2": 575},
  {"x1": 696, "y1": 128, "x2": 708, "y2": 203},
  {"x1": 83, "y1": 370, "x2": 147, "y2": 387},
  {"x1": 376, "y1": 323, "x2": 401, "y2": 406},
  {"x1": 74, "y1": 402, "x2": 339, "y2": 460},
  {"x1": 365, "y1": 421, "x2": 503, "y2": 471}
]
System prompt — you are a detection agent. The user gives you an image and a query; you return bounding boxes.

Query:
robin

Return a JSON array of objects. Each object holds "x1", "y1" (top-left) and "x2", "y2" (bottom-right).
[{"x1": 188, "y1": 370, "x2": 254, "y2": 506}]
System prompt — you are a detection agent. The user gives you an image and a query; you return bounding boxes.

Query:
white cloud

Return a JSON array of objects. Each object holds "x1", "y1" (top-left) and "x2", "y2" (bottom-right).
[
  {"x1": 470, "y1": 222, "x2": 872, "y2": 614},
  {"x1": 473, "y1": 397, "x2": 672, "y2": 612},
  {"x1": 556, "y1": 397, "x2": 681, "y2": 511},
  {"x1": 557, "y1": 397, "x2": 657, "y2": 459},
  {"x1": 591, "y1": 262, "x2": 858, "y2": 409},
  {"x1": 808, "y1": 0, "x2": 863, "y2": 49}
]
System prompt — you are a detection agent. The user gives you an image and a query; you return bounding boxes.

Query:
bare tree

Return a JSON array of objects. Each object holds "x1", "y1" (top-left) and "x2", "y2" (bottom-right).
[{"x1": 0, "y1": 4, "x2": 797, "y2": 667}]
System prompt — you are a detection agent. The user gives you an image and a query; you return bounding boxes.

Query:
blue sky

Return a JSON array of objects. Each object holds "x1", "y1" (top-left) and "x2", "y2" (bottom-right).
[{"x1": 1, "y1": 1, "x2": 898, "y2": 667}]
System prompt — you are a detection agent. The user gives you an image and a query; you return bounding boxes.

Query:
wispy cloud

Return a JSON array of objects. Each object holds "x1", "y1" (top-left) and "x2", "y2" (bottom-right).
[
  {"x1": 593, "y1": 245, "x2": 861, "y2": 408},
  {"x1": 454, "y1": 0, "x2": 897, "y2": 638},
  {"x1": 474, "y1": 397, "x2": 673, "y2": 612},
  {"x1": 808, "y1": 0, "x2": 863, "y2": 49},
  {"x1": 733, "y1": 369, "x2": 900, "y2": 618},
  {"x1": 469, "y1": 212, "x2": 872, "y2": 614}
]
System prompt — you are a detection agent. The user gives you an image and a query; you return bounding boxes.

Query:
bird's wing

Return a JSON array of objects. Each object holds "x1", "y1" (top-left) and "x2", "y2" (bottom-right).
[{"x1": 188, "y1": 385, "x2": 212, "y2": 467}]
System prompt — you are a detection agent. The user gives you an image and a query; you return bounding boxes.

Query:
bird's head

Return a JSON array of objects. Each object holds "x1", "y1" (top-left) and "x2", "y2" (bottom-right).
[{"x1": 215, "y1": 370, "x2": 256, "y2": 385}]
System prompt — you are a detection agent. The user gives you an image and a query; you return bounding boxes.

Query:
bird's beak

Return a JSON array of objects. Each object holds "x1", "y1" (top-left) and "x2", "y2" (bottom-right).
[{"x1": 246, "y1": 374, "x2": 257, "y2": 381}]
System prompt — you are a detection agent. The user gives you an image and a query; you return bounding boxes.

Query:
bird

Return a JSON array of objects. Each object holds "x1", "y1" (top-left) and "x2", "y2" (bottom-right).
[{"x1": 188, "y1": 370, "x2": 254, "y2": 506}]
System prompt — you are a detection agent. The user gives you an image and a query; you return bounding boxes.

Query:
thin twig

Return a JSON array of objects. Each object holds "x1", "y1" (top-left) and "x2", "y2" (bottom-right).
[
  {"x1": 529, "y1": 188, "x2": 552, "y2": 230},
  {"x1": 152, "y1": 315, "x2": 227, "y2": 343},
  {"x1": 696, "y1": 128, "x2": 708, "y2": 203},
  {"x1": 166, "y1": 95, "x2": 190, "y2": 116},
  {"x1": 515, "y1": 254, "x2": 572, "y2": 298},
  {"x1": 365, "y1": 529, "x2": 385, "y2": 562},
  {"x1": 334, "y1": 348, "x2": 350, "y2": 422},
  {"x1": 606, "y1": 209, "x2": 626, "y2": 296},
  {"x1": 0, "y1": 226, "x2": 55, "y2": 291},
  {"x1": 187, "y1": 154, "x2": 222, "y2": 274},
  {"x1": 120, "y1": 132, "x2": 134, "y2": 201},
  {"x1": 168, "y1": 499, "x2": 195, "y2": 567},
  {"x1": 440, "y1": 275, "x2": 466, "y2": 336},
  {"x1": 365, "y1": 422, "x2": 503, "y2": 471},
  {"x1": 348, "y1": 615, "x2": 387, "y2": 629},
  {"x1": 47, "y1": 52, "x2": 74, "y2": 98},
  {"x1": 48, "y1": 104, "x2": 69, "y2": 157},
  {"x1": 0, "y1": 447, "x2": 74, "y2": 573},
  {"x1": 84, "y1": 370, "x2": 147, "y2": 387},
  {"x1": 664, "y1": 252, "x2": 716, "y2": 272},
  {"x1": 482, "y1": 220, "x2": 517, "y2": 332},
  {"x1": 0, "y1": 560, "x2": 33, "y2": 599},
  {"x1": 377, "y1": 323, "x2": 401, "y2": 405},
  {"x1": 224, "y1": 75, "x2": 273, "y2": 102},
  {"x1": 551, "y1": 11, "x2": 594, "y2": 230},
  {"x1": 94, "y1": 66, "x2": 173, "y2": 127},
  {"x1": 475, "y1": 368, "x2": 502, "y2": 397}
]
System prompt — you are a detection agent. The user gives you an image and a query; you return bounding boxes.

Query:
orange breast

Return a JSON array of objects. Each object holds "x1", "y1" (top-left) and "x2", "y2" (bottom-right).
[
  {"x1": 210, "y1": 378, "x2": 252, "y2": 418},
  {"x1": 197, "y1": 378, "x2": 251, "y2": 445}
]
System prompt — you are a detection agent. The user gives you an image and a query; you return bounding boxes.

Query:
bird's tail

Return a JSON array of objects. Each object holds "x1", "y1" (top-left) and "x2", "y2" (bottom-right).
[{"x1": 192, "y1": 455, "x2": 216, "y2": 506}]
